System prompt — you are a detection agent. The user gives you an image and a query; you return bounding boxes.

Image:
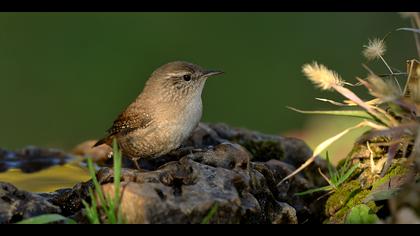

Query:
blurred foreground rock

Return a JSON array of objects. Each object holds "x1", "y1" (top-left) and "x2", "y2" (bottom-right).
[
  {"x1": 0, "y1": 123, "x2": 328, "y2": 224},
  {"x1": 0, "y1": 182, "x2": 61, "y2": 223}
]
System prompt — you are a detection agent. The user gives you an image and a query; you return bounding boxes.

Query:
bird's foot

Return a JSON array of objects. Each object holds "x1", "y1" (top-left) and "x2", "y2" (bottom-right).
[{"x1": 133, "y1": 159, "x2": 141, "y2": 170}]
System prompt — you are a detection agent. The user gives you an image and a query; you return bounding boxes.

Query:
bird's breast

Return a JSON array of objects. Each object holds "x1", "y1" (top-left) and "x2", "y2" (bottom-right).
[{"x1": 159, "y1": 96, "x2": 202, "y2": 143}]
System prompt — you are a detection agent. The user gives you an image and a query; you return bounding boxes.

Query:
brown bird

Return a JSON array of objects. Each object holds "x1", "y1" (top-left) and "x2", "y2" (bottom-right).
[{"x1": 93, "y1": 61, "x2": 223, "y2": 169}]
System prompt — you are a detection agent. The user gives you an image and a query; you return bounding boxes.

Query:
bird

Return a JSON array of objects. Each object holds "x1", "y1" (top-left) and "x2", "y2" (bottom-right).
[{"x1": 93, "y1": 61, "x2": 223, "y2": 169}]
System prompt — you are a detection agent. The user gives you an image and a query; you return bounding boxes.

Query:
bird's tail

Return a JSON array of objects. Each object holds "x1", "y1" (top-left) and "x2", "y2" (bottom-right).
[{"x1": 92, "y1": 136, "x2": 111, "y2": 147}]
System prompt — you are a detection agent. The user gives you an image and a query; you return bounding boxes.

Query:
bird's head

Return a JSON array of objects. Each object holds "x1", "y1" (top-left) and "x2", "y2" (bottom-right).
[{"x1": 145, "y1": 61, "x2": 223, "y2": 102}]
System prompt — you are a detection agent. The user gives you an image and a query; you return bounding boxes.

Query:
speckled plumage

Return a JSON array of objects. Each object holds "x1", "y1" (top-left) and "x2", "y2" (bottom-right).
[{"x1": 94, "y1": 61, "x2": 222, "y2": 164}]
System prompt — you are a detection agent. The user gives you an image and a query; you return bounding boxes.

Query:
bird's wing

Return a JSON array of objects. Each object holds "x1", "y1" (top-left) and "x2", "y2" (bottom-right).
[
  {"x1": 93, "y1": 108, "x2": 153, "y2": 147},
  {"x1": 107, "y1": 109, "x2": 153, "y2": 136}
]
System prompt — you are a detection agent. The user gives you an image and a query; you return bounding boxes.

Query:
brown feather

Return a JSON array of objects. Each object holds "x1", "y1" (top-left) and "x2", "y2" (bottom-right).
[
  {"x1": 92, "y1": 136, "x2": 112, "y2": 147},
  {"x1": 107, "y1": 109, "x2": 153, "y2": 135}
]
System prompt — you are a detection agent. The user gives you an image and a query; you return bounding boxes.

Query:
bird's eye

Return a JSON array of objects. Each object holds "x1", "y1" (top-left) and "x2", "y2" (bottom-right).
[{"x1": 183, "y1": 74, "x2": 191, "y2": 81}]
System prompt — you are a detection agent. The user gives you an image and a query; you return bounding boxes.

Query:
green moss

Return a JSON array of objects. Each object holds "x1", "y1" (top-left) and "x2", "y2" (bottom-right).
[
  {"x1": 371, "y1": 159, "x2": 411, "y2": 190},
  {"x1": 325, "y1": 180, "x2": 379, "y2": 224},
  {"x1": 324, "y1": 158, "x2": 410, "y2": 224},
  {"x1": 325, "y1": 180, "x2": 361, "y2": 217}
]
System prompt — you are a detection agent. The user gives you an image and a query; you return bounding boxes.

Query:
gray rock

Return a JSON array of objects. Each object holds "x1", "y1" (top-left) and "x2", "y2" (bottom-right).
[
  {"x1": 95, "y1": 139, "x2": 325, "y2": 223},
  {"x1": 0, "y1": 146, "x2": 72, "y2": 173},
  {"x1": 0, "y1": 182, "x2": 61, "y2": 223},
  {"x1": 0, "y1": 122, "x2": 327, "y2": 224}
]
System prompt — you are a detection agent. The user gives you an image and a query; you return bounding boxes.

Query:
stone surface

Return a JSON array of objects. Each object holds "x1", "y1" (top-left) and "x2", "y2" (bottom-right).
[
  {"x1": 0, "y1": 182, "x2": 61, "y2": 223},
  {"x1": 0, "y1": 146, "x2": 72, "y2": 173},
  {"x1": 0, "y1": 123, "x2": 328, "y2": 224},
  {"x1": 91, "y1": 123, "x2": 327, "y2": 223}
]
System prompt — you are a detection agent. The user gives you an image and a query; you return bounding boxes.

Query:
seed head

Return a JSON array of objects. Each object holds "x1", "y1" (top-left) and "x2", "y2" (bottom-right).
[
  {"x1": 302, "y1": 62, "x2": 344, "y2": 91},
  {"x1": 363, "y1": 38, "x2": 386, "y2": 61},
  {"x1": 366, "y1": 75, "x2": 401, "y2": 102}
]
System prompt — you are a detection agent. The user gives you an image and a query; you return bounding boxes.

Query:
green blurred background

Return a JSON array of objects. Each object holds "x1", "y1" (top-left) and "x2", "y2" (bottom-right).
[{"x1": 0, "y1": 13, "x2": 417, "y2": 158}]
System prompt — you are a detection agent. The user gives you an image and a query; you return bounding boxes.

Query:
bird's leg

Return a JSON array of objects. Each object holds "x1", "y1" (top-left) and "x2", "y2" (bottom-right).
[{"x1": 132, "y1": 159, "x2": 142, "y2": 170}]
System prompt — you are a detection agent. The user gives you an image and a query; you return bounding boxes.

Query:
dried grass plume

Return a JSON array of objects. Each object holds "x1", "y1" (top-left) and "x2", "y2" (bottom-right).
[
  {"x1": 302, "y1": 62, "x2": 344, "y2": 90},
  {"x1": 363, "y1": 38, "x2": 386, "y2": 61},
  {"x1": 366, "y1": 75, "x2": 401, "y2": 102}
]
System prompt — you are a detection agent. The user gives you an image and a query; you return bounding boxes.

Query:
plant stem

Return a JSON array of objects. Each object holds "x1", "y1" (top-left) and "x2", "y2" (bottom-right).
[{"x1": 411, "y1": 18, "x2": 420, "y2": 59}]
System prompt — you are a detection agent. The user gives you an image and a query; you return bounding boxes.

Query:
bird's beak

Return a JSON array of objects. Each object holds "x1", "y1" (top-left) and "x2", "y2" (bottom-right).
[{"x1": 203, "y1": 70, "x2": 224, "y2": 78}]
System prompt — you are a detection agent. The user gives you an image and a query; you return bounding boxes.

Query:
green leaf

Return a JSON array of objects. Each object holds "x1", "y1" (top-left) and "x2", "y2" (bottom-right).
[
  {"x1": 287, "y1": 107, "x2": 375, "y2": 120},
  {"x1": 345, "y1": 204, "x2": 379, "y2": 224},
  {"x1": 16, "y1": 214, "x2": 76, "y2": 224}
]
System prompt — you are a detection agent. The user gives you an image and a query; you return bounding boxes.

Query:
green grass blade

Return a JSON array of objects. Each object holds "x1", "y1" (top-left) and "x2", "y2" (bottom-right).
[
  {"x1": 287, "y1": 107, "x2": 375, "y2": 120},
  {"x1": 339, "y1": 156, "x2": 351, "y2": 177},
  {"x1": 82, "y1": 200, "x2": 98, "y2": 224},
  {"x1": 112, "y1": 139, "x2": 122, "y2": 215},
  {"x1": 81, "y1": 140, "x2": 124, "y2": 224},
  {"x1": 295, "y1": 186, "x2": 333, "y2": 196},
  {"x1": 201, "y1": 203, "x2": 219, "y2": 224},
  {"x1": 16, "y1": 214, "x2": 76, "y2": 224},
  {"x1": 86, "y1": 157, "x2": 108, "y2": 212},
  {"x1": 83, "y1": 187, "x2": 100, "y2": 224},
  {"x1": 325, "y1": 152, "x2": 338, "y2": 184},
  {"x1": 337, "y1": 163, "x2": 359, "y2": 186}
]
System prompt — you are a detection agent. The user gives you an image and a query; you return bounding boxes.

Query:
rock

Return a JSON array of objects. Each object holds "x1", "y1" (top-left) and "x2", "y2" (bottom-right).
[
  {"x1": 39, "y1": 181, "x2": 93, "y2": 217},
  {"x1": 101, "y1": 163, "x2": 244, "y2": 223},
  {"x1": 72, "y1": 140, "x2": 112, "y2": 164},
  {"x1": 94, "y1": 139, "x2": 325, "y2": 224},
  {"x1": 0, "y1": 146, "x2": 73, "y2": 173},
  {"x1": 207, "y1": 123, "x2": 327, "y2": 186},
  {"x1": 271, "y1": 202, "x2": 298, "y2": 224},
  {"x1": 0, "y1": 122, "x2": 328, "y2": 224},
  {"x1": 0, "y1": 182, "x2": 61, "y2": 223},
  {"x1": 323, "y1": 140, "x2": 418, "y2": 224}
]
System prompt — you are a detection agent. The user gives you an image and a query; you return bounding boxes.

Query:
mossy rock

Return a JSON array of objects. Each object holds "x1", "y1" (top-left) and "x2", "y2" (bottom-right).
[
  {"x1": 372, "y1": 159, "x2": 412, "y2": 189},
  {"x1": 324, "y1": 158, "x2": 414, "y2": 224},
  {"x1": 324, "y1": 180, "x2": 379, "y2": 224},
  {"x1": 365, "y1": 158, "x2": 415, "y2": 202}
]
